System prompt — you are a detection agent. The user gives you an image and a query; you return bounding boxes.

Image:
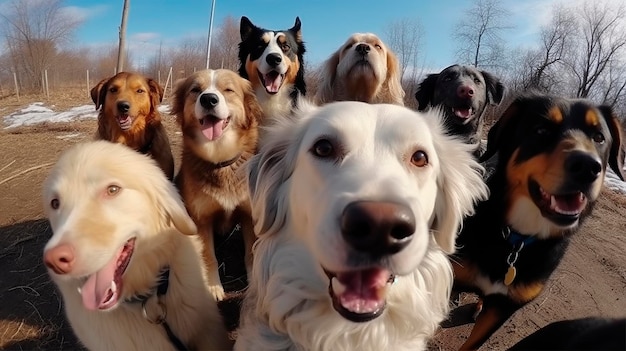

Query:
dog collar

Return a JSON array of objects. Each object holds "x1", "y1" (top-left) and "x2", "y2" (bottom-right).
[
  {"x1": 126, "y1": 267, "x2": 188, "y2": 351},
  {"x1": 211, "y1": 153, "x2": 242, "y2": 168},
  {"x1": 502, "y1": 226, "x2": 537, "y2": 286}
]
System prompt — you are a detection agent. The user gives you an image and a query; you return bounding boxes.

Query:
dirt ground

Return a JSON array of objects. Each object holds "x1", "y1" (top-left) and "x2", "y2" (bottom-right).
[{"x1": 1, "y1": 93, "x2": 625, "y2": 350}]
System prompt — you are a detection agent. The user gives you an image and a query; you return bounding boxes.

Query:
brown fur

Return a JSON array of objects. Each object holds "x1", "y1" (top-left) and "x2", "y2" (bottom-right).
[
  {"x1": 91, "y1": 72, "x2": 174, "y2": 179},
  {"x1": 171, "y1": 69, "x2": 263, "y2": 301}
]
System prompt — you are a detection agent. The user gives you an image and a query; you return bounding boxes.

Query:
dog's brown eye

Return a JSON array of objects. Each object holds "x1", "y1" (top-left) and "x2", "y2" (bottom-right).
[
  {"x1": 375, "y1": 44, "x2": 382, "y2": 50},
  {"x1": 311, "y1": 139, "x2": 335, "y2": 158},
  {"x1": 473, "y1": 77, "x2": 481, "y2": 84},
  {"x1": 190, "y1": 86, "x2": 201, "y2": 94},
  {"x1": 50, "y1": 198, "x2": 60, "y2": 210},
  {"x1": 109, "y1": 87, "x2": 118, "y2": 93},
  {"x1": 281, "y1": 44, "x2": 290, "y2": 52},
  {"x1": 411, "y1": 151, "x2": 428, "y2": 167},
  {"x1": 137, "y1": 88, "x2": 144, "y2": 93},
  {"x1": 106, "y1": 185, "x2": 121, "y2": 196},
  {"x1": 592, "y1": 132, "x2": 605, "y2": 144}
]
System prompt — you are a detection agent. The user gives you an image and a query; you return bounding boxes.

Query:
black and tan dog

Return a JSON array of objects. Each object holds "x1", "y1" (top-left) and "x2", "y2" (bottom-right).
[{"x1": 451, "y1": 94, "x2": 625, "y2": 350}]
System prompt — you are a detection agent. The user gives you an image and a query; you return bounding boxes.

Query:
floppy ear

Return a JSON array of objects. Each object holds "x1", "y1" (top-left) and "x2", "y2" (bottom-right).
[
  {"x1": 479, "y1": 100, "x2": 519, "y2": 163},
  {"x1": 243, "y1": 79, "x2": 263, "y2": 129},
  {"x1": 147, "y1": 78, "x2": 164, "y2": 110},
  {"x1": 159, "y1": 183, "x2": 198, "y2": 236},
  {"x1": 481, "y1": 70, "x2": 505, "y2": 105},
  {"x1": 415, "y1": 74, "x2": 438, "y2": 111},
  {"x1": 247, "y1": 104, "x2": 315, "y2": 236},
  {"x1": 315, "y1": 50, "x2": 340, "y2": 104},
  {"x1": 384, "y1": 49, "x2": 405, "y2": 105},
  {"x1": 170, "y1": 77, "x2": 188, "y2": 126},
  {"x1": 428, "y1": 112, "x2": 489, "y2": 253},
  {"x1": 598, "y1": 105, "x2": 625, "y2": 181},
  {"x1": 90, "y1": 77, "x2": 110, "y2": 110}
]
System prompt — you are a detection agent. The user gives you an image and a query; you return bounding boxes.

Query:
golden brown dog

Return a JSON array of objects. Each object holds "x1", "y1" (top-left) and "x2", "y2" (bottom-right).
[
  {"x1": 91, "y1": 71, "x2": 174, "y2": 179},
  {"x1": 171, "y1": 68, "x2": 263, "y2": 301},
  {"x1": 315, "y1": 33, "x2": 405, "y2": 105}
]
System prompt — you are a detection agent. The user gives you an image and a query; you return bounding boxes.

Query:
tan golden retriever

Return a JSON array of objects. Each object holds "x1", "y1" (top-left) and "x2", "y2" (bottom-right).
[
  {"x1": 235, "y1": 101, "x2": 488, "y2": 350},
  {"x1": 315, "y1": 33, "x2": 405, "y2": 105},
  {"x1": 91, "y1": 71, "x2": 174, "y2": 179},
  {"x1": 42, "y1": 141, "x2": 232, "y2": 350},
  {"x1": 171, "y1": 68, "x2": 263, "y2": 301}
]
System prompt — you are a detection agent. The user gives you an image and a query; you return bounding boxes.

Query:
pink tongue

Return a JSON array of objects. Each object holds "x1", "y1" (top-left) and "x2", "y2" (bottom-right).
[
  {"x1": 337, "y1": 268, "x2": 390, "y2": 313},
  {"x1": 554, "y1": 193, "x2": 585, "y2": 212},
  {"x1": 81, "y1": 246, "x2": 123, "y2": 311},
  {"x1": 201, "y1": 118, "x2": 225, "y2": 141},
  {"x1": 453, "y1": 108, "x2": 472, "y2": 118},
  {"x1": 264, "y1": 72, "x2": 283, "y2": 93}
]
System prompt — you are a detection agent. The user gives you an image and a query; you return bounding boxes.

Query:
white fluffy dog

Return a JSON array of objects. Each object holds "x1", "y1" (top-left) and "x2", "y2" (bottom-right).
[
  {"x1": 235, "y1": 102, "x2": 489, "y2": 351},
  {"x1": 42, "y1": 141, "x2": 232, "y2": 350}
]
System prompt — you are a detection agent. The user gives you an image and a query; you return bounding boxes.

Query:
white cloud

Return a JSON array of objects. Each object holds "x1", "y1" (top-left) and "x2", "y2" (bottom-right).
[
  {"x1": 60, "y1": 5, "x2": 109, "y2": 23},
  {"x1": 130, "y1": 32, "x2": 161, "y2": 42}
]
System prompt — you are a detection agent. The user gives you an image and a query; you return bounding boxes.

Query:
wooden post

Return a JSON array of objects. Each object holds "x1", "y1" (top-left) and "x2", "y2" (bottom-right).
[
  {"x1": 86, "y1": 69, "x2": 90, "y2": 97},
  {"x1": 44, "y1": 69, "x2": 50, "y2": 99},
  {"x1": 13, "y1": 72, "x2": 19, "y2": 102},
  {"x1": 116, "y1": 0, "x2": 130, "y2": 73},
  {"x1": 163, "y1": 66, "x2": 173, "y2": 99}
]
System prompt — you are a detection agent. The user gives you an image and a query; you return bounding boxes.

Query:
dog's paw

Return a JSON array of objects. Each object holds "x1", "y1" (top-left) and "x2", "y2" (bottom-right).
[{"x1": 208, "y1": 284, "x2": 226, "y2": 301}]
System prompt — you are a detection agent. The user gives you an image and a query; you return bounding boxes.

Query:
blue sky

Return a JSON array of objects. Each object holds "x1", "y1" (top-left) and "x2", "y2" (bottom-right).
[{"x1": 59, "y1": 0, "x2": 564, "y2": 71}]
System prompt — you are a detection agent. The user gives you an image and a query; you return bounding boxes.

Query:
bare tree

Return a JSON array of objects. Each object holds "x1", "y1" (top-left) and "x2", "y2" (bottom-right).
[
  {"x1": 209, "y1": 15, "x2": 240, "y2": 71},
  {"x1": 569, "y1": 2, "x2": 626, "y2": 99},
  {"x1": 453, "y1": 0, "x2": 511, "y2": 69},
  {"x1": 0, "y1": 0, "x2": 82, "y2": 90},
  {"x1": 384, "y1": 18, "x2": 424, "y2": 107},
  {"x1": 510, "y1": 4, "x2": 576, "y2": 92}
]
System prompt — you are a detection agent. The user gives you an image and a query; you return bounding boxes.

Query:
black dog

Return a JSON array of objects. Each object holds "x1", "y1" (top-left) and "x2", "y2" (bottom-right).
[
  {"x1": 415, "y1": 64, "x2": 505, "y2": 157},
  {"x1": 451, "y1": 94, "x2": 625, "y2": 350},
  {"x1": 238, "y1": 16, "x2": 306, "y2": 120},
  {"x1": 509, "y1": 317, "x2": 626, "y2": 350}
]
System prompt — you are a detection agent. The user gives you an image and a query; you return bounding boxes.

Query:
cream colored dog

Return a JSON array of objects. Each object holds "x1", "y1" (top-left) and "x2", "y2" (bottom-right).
[
  {"x1": 42, "y1": 141, "x2": 232, "y2": 351},
  {"x1": 235, "y1": 101, "x2": 488, "y2": 350}
]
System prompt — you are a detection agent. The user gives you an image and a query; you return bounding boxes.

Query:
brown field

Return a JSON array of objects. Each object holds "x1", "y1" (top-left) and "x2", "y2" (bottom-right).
[{"x1": 1, "y1": 89, "x2": 625, "y2": 350}]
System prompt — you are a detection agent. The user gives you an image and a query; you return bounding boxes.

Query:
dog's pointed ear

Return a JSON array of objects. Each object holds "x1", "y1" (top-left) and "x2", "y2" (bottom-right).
[
  {"x1": 240, "y1": 16, "x2": 256, "y2": 42},
  {"x1": 385, "y1": 49, "x2": 405, "y2": 105},
  {"x1": 315, "y1": 50, "x2": 340, "y2": 104},
  {"x1": 147, "y1": 78, "x2": 164, "y2": 109},
  {"x1": 415, "y1": 74, "x2": 438, "y2": 111},
  {"x1": 290, "y1": 17, "x2": 302, "y2": 37},
  {"x1": 598, "y1": 105, "x2": 625, "y2": 181},
  {"x1": 481, "y1": 70, "x2": 505, "y2": 105},
  {"x1": 428, "y1": 113, "x2": 489, "y2": 253},
  {"x1": 90, "y1": 77, "x2": 110, "y2": 110}
]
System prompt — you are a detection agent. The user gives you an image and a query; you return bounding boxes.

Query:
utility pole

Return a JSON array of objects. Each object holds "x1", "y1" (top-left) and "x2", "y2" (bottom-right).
[
  {"x1": 117, "y1": 0, "x2": 130, "y2": 73},
  {"x1": 205, "y1": 0, "x2": 216, "y2": 69}
]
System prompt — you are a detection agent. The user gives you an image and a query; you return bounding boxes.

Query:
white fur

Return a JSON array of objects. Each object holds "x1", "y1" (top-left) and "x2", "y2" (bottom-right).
[
  {"x1": 235, "y1": 102, "x2": 488, "y2": 350},
  {"x1": 43, "y1": 141, "x2": 232, "y2": 351}
]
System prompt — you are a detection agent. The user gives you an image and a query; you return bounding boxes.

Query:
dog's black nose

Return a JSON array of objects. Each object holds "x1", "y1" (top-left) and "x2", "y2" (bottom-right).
[
  {"x1": 355, "y1": 43, "x2": 371, "y2": 55},
  {"x1": 199, "y1": 93, "x2": 219, "y2": 109},
  {"x1": 266, "y1": 53, "x2": 282, "y2": 67},
  {"x1": 117, "y1": 101, "x2": 130, "y2": 113},
  {"x1": 341, "y1": 201, "x2": 415, "y2": 256},
  {"x1": 565, "y1": 151, "x2": 602, "y2": 185}
]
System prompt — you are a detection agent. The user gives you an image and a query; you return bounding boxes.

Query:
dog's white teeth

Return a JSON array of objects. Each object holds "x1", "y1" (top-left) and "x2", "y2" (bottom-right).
[
  {"x1": 331, "y1": 277, "x2": 346, "y2": 295},
  {"x1": 77, "y1": 286, "x2": 82, "y2": 294},
  {"x1": 111, "y1": 281, "x2": 117, "y2": 293},
  {"x1": 550, "y1": 195, "x2": 557, "y2": 210}
]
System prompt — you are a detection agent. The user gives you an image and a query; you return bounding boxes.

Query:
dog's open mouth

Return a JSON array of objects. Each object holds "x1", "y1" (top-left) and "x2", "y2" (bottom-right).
[
  {"x1": 117, "y1": 114, "x2": 133, "y2": 130},
  {"x1": 451, "y1": 107, "x2": 474, "y2": 121},
  {"x1": 80, "y1": 238, "x2": 135, "y2": 311},
  {"x1": 324, "y1": 267, "x2": 394, "y2": 323},
  {"x1": 259, "y1": 70, "x2": 284, "y2": 95},
  {"x1": 199, "y1": 115, "x2": 231, "y2": 141},
  {"x1": 529, "y1": 179, "x2": 588, "y2": 226}
]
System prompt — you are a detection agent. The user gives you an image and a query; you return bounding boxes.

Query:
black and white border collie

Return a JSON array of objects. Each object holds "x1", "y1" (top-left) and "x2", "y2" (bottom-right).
[{"x1": 238, "y1": 16, "x2": 306, "y2": 121}]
